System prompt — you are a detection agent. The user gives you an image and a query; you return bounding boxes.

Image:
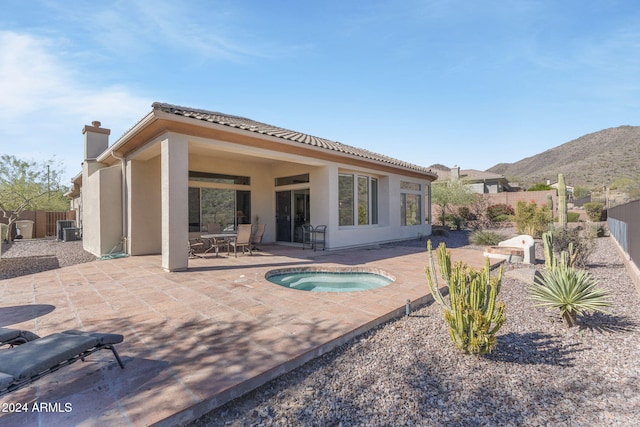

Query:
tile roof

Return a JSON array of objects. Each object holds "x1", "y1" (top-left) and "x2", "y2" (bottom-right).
[{"x1": 153, "y1": 102, "x2": 435, "y2": 176}]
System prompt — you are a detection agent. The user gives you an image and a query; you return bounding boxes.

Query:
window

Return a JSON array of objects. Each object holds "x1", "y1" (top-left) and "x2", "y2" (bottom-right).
[
  {"x1": 275, "y1": 173, "x2": 309, "y2": 186},
  {"x1": 339, "y1": 174, "x2": 354, "y2": 226},
  {"x1": 188, "y1": 170, "x2": 251, "y2": 232},
  {"x1": 188, "y1": 188, "x2": 251, "y2": 232},
  {"x1": 339, "y1": 173, "x2": 378, "y2": 226},
  {"x1": 401, "y1": 181, "x2": 422, "y2": 226},
  {"x1": 189, "y1": 171, "x2": 250, "y2": 185},
  {"x1": 401, "y1": 181, "x2": 421, "y2": 191}
]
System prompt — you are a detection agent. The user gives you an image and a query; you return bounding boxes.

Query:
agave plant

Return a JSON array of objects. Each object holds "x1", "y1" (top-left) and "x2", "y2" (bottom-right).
[{"x1": 529, "y1": 263, "x2": 611, "y2": 327}]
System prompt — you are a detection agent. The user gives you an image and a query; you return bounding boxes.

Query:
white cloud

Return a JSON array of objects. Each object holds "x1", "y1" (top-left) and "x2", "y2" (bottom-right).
[{"x1": 0, "y1": 31, "x2": 151, "y2": 182}]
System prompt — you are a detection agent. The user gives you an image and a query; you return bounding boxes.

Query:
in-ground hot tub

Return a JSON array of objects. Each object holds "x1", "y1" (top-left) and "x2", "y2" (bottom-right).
[{"x1": 266, "y1": 267, "x2": 395, "y2": 292}]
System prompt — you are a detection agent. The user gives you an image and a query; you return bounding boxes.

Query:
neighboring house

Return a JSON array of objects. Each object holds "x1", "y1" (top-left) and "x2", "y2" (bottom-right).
[
  {"x1": 69, "y1": 102, "x2": 437, "y2": 271},
  {"x1": 431, "y1": 165, "x2": 516, "y2": 193},
  {"x1": 550, "y1": 181, "x2": 574, "y2": 198}
]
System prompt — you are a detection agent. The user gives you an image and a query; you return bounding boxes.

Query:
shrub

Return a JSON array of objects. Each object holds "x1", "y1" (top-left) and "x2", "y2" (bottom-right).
[
  {"x1": 545, "y1": 227, "x2": 594, "y2": 268},
  {"x1": 457, "y1": 206, "x2": 473, "y2": 221},
  {"x1": 527, "y1": 183, "x2": 552, "y2": 191},
  {"x1": 529, "y1": 263, "x2": 611, "y2": 327},
  {"x1": 487, "y1": 204, "x2": 514, "y2": 222},
  {"x1": 451, "y1": 216, "x2": 464, "y2": 230},
  {"x1": 469, "y1": 230, "x2": 509, "y2": 246},
  {"x1": 584, "y1": 202, "x2": 605, "y2": 222},
  {"x1": 514, "y1": 201, "x2": 551, "y2": 238},
  {"x1": 554, "y1": 212, "x2": 581, "y2": 223},
  {"x1": 431, "y1": 228, "x2": 449, "y2": 237},
  {"x1": 425, "y1": 241, "x2": 506, "y2": 354},
  {"x1": 586, "y1": 224, "x2": 606, "y2": 238}
]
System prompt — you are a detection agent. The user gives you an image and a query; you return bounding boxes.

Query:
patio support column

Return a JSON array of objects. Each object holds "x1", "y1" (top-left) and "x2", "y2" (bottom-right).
[{"x1": 161, "y1": 134, "x2": 189, "y2": 271}]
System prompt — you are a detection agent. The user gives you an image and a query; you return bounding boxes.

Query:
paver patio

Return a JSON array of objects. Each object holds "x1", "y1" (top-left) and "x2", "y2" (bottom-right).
[{"x1": 0, "y1": 242, "x2": 496, "y2": 426}]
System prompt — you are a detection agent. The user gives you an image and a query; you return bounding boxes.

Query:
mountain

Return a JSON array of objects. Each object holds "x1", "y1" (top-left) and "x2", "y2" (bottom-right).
[{"x1": 487, "y1": 126, "x2": 640, "y2": 189}]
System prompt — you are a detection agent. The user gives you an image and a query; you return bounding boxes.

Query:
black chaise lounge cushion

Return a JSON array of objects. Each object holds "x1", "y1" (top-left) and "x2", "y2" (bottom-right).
[
  {"x1": 0, "y1": 327, "x2": 40, "y2": 347},
  {"x1": 0, "y1": 330, "x2": 124, "y2": 396}
]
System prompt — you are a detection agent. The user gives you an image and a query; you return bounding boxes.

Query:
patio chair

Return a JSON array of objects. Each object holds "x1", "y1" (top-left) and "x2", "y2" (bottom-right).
[
  {"x1": 251, "y1": 223, "x2": 266, "y2": 251},
  {"x1": 302, "y1": 224, "x2": 315, "y2": 250},
  {"x1": 230, "y1": 224, "x2": 253, "y2": 257},
  {"x1": 314, "y1": 225, "x2": 327, "y2": 251},
  {"x1": 0, "y1": 329, "x2": 125, "y2": 396},
  {"x1": 207, "y1": 223, "x2": 221, "y2": 233},
  {"x1": 0, "y1": 328, "x2": 40, "y2": 348},
  {"x1": 188, "y1": 238, "x2": 205, "y2": 258}
]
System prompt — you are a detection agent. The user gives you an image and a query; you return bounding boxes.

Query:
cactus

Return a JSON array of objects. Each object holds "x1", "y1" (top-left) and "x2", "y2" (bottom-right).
[
  {"x1": 546, "y1": 194, "x2": 553, "y2": 212},
  {"x1": 558, "y1": 173, "x2": 567, "y2": 228},
  {"x1": 425, "y1": 241, "x2": 506, "y2": 354},
  {"x1": 543, "y1": 231, "x2": 556, "y2": 269},
  {"x1": 543, "y1": 231, "x2": 578, "y2": 269}
]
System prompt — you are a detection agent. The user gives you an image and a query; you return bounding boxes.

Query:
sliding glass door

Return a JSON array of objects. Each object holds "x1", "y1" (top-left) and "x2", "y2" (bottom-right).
[{"x1": 275, "y1": 189, "x2": 310, "y2": 243}]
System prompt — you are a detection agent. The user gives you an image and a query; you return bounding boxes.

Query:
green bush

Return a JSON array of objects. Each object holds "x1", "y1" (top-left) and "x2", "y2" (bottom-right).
[
  {"x1": 586, "y1": 224, "x2": 606, "y2": 238},
  {"x1": 469, "y1": 230, "x2": 509, "y2": 246},
  {"x1": 555, "y1": 212, "x2": 582, "y2": 223},
  {"x1": 527, "y1": 183, "x2": 552, "y2": 191},
  {"x1": 451, "y1": 216, "x2": 464, "y2": 230},
  {"x1": 487, "y1": 204, "x2": 514, "y2": 222},
  {"x1": 514, "y1": 201, "x2": 551, "y2": 238},
  {"x1": 584, "y1": 202, "x2": 605, "y2": 222}
]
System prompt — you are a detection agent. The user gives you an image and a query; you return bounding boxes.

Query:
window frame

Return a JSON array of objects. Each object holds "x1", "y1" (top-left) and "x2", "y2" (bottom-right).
[
  {"x1": 339, "y1": 172, "x2": 378, "y2": 227},
  {"x1": 400, "y1": 180, "x2": 423, "y2": 226}
]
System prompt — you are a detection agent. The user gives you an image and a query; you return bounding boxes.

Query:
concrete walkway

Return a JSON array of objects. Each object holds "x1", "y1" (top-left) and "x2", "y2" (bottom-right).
[{"x1": 0, "y1": 242, "x2": 496, "y2": 426}]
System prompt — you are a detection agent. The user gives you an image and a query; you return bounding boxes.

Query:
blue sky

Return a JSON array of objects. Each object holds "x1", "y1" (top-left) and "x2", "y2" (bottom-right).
[{"x1": 1, "y1": 1, "x2": 639, "y2": 183}]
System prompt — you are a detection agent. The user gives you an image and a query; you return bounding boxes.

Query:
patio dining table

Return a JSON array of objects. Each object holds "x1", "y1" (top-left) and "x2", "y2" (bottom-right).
[{"x1": 200, "y1": 233, "x2": 237, "y2": 257}]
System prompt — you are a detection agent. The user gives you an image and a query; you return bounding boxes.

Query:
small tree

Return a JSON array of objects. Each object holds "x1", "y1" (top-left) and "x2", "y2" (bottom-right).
[
  {"x1": 431, "y1": 180, "x2": 477, "y2": 226},
  {"x1": 0, "y1": 155, "x2": 66, "y2": 242}
]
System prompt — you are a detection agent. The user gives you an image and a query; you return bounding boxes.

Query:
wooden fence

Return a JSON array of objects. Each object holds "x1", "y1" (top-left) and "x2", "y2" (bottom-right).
[{"x1": 0, "y1": 211, "x2": 76, "y2": 239}]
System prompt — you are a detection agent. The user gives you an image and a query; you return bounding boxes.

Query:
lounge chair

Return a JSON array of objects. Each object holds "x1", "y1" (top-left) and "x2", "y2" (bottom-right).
[
  {"x1": 0, "y1": 327, "x2": 40, "y2": 348},
  {"x1": 230, "y1": 224, "x2": 252, "y2": 257},
  {"x1": 0, "y1": 329, "x2": 125, "y2": 396}
]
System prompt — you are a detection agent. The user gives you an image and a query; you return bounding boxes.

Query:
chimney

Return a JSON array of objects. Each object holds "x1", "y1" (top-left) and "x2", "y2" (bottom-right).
[
  {"x1": 451, "y1": 165, "x2": 460, "y2": 180},
  {"x1": 83, "y1": 121, "x2": 111, "y2": 160}
]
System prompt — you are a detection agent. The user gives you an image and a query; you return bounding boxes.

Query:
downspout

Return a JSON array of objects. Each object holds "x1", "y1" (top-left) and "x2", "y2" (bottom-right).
[{"x1": 110, "y1": 151, "x2": 129, "y2": 256}]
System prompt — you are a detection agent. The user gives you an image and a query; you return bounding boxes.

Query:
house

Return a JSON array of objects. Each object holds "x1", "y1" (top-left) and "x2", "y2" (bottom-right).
[
  {"x1": 431, "y1": 165, "x2": 516, "y2": 193},
  {"x1": 69, "y1": 102, "x2": 437, "y2": 271}
]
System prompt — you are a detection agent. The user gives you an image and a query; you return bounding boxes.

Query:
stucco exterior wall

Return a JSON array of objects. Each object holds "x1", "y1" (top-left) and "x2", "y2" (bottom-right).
[
  {"x1": 81, "y1": 162, "x2": 122, "y2": 256},
  {"x1": 129, "y1": 156, "x2": 162, "y2": 255}
]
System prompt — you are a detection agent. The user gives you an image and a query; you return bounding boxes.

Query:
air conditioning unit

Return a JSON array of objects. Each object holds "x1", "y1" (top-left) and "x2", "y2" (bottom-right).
[
  {"x1": 57, "y1": 220, "x2": 76, "y2": 240},
  {"x1": 63, "y1": 227, "x2": 81, "y2": 242}
]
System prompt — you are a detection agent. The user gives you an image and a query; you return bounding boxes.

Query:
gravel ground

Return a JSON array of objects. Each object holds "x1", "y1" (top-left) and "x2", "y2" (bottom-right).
[
  {"x1": 188, "y1": 234, "x2": 640, "y2": 427},
  {"x1": 0, "y1": 238, "x2": 97, "y2": 280}
]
